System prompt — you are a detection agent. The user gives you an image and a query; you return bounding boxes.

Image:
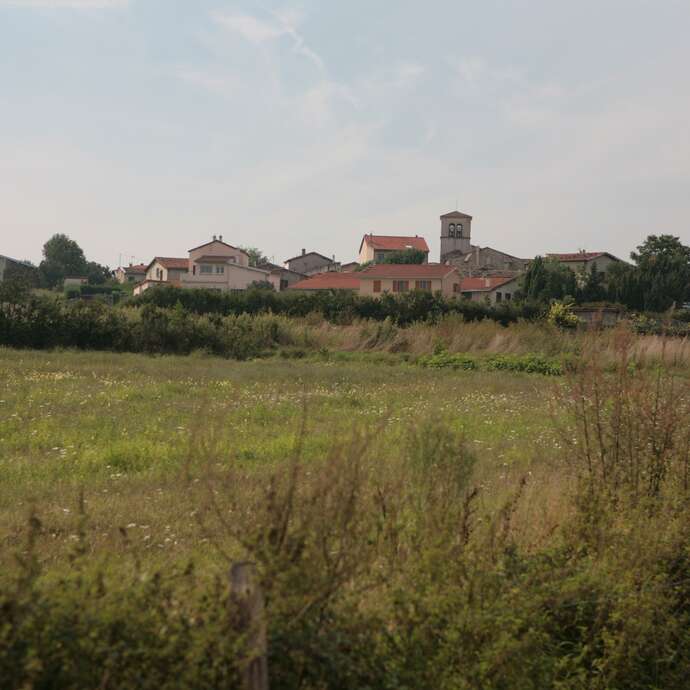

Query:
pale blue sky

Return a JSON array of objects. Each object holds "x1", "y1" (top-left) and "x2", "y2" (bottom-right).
[{"x1": 2, "y1": 0, "x2": 689, "y2": 267}]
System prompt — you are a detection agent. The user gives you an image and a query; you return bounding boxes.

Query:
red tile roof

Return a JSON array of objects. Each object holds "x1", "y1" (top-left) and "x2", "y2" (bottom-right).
[
  {"x1": 124, "y1": 264, "x2": 147, "y2": 273},
  {"x1": 359, "y1": 263, "x2": 457, "y2": 279},
  {"x1": 359, "y1": 235, "x2": 430, "y2": 253},
  {"x1": 291, "y1": 272, "x2": 361, "y2": 291},
  {"x1": 150, "y1": 257, "x2": 189, "y2": 270},
  {"x1": 459, "y1": 276, "x2": 517, "y2": 292},
  {"x1": 547, "y1": 252, "x2": 620, "y2": 262}
]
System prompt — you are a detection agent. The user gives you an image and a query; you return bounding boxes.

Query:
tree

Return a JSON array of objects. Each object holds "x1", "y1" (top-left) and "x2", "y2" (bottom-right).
[
  {"x1": 39, "y1": 234, "x2": 88, "y2": 288},
  {"x1": 86, "y1": 261, "x2": 112, "y2": 285},
  {"x1": 629, "y1": 235, "x2": 690, "y2": 311},
  {"x1": 380, "y1": 248, "x2": 427, "y2": 265},
  {"x1": 38, "y1": 234, "x2": 110, "y2": 288},
  {"x1": 519, "y1": 256, "x2": 577, "y2": 303},
  {"x1": 240, "y1": 247, "x2": 270, "y2": 268}
]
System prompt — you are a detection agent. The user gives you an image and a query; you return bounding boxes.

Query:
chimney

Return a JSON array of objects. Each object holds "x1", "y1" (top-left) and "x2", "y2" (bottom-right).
[
  {"x1": 219, "y1": 234, "x2": 223, "y2": 242},
  {"x1": 213, "y1": 234, "x2": 217, "y2": 241},
  {"x1": 302, "y1": 248, "x2": 306, "y2": 256}
]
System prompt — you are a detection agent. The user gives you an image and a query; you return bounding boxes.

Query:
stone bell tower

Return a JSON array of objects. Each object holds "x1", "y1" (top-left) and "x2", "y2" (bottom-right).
[{"x1": 440, "y1": 210, "x2": 472, "y2": 262}]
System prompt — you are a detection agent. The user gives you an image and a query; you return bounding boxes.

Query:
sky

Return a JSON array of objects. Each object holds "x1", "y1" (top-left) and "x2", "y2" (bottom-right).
[{"x1": 1, "y1": 0, "x2": 689, "y2": 268}]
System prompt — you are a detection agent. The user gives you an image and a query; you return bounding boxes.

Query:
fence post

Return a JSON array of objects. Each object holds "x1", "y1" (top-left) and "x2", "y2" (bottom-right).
[{"x1": 231, "y1": 562, "x2": 269, "y2": 690}]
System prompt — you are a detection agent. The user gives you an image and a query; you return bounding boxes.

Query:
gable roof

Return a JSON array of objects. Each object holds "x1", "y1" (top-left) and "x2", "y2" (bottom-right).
[
  {"x1": 188, "y1": 239, "x2": 248, "y2": 255},
  {"x1": 291, "y1": 272, "x2": 361, "y2": 291},
  {"x1": 547, "y1": 252, "x2": 621, "y2": 263},
  {"x1": 122, "y1": 263, "x2": 147, "y2": 273},
  {"x1": 359, "y1": 235, "x2": 430, "y2": 254},
  {"x1": 257, "y1": 262, "x2": 307, "y2": 278},
  {"x1": 284, "y1": 251, "x2": 335, "y2": 264},
  {"x1": 440, "y1": 211, "x2": 473, "y2": 220},
  {"x1": 148, "y1": 257, "x2": 189, "y2": 271},
  {"x1": 359, "y1": 263, "x2": 457, "y2": 279},
  {"x1": 459, "y1": 276, "x2": 518, "y2": 292}
]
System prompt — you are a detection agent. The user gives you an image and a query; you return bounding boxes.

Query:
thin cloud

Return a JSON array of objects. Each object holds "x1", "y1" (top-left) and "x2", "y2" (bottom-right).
[{"x1": 213, "y1": 8, "x2": 325, "y2": 73}]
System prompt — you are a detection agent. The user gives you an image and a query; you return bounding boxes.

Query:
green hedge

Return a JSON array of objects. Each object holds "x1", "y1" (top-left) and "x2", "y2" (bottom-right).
[
  {"x1": 129, "y1": 285, "x2": 541, "y2": 326},
  {"x1": 418, "y1": 351, "x2": 566, "y2": 375}
]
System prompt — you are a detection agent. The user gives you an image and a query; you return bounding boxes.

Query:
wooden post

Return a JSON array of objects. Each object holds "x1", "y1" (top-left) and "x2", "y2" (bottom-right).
[{"x1": 231, "y1": 562, "x2": 269, "y2": 690}]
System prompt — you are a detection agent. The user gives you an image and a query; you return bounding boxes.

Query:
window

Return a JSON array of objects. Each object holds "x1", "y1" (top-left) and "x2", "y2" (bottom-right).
[
  {"x1": 215, "y1": 265, "x2": 225, "y2": 274},
  {"x1": 373, "y1": 280, "x2": 382, "y2": 293},
  {"x1": 392, "y1": 280, "x2": 409, "y2": 293},
  {"x1": 496, "y1": 292, "x2": 502, "y2": 302},
  {"x1": 415, "y1": 280, "x2": 432, "y2": 291},
  {"x1": 505, "y1": 293, "x2": 512, "y2": 301},
  {"x1": 462, "y1": 292, "x2": 472, "y2": 299},
  {"x1": 457, "y1": 223, "x2": 463, "y2": 236},
  {"x1": 280, "y1": 279, "x2": 289, "y2": 291},
  {"x1": 453, "y1": 283, "x2": 460, "y2": 293},
  {"x1": 200, "y1": 264, "x2": 213, "y2": 274},
  {"x1": 375, "y1": 252, "x2": 385, "y2": 262}
]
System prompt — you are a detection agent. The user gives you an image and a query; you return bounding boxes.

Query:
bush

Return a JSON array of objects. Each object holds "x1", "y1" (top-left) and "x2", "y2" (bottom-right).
[{"x1": 128, "y1": 285, "x2": 538, "y2": 327}]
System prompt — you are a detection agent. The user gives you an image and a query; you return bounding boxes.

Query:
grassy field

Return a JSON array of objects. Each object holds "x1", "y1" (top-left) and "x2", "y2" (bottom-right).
[
  {"x1": 1, "y1": 339, "x2": 688, "y2": 689},
  {"x1": 0, "y1": 347, "x2": 562, "y2": 573}
]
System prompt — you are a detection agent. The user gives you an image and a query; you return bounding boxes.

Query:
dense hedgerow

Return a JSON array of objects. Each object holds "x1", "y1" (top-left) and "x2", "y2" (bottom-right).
[
  {"x1": 128, "y1": 285, "x2": 541, "y2": 326},
  {"x1": 0, "y1": 297, "x2": 294, "y2": 358}
]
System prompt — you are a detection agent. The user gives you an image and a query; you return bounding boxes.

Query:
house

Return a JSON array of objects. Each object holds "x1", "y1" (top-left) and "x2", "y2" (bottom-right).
[
  {"x1": 144, "y1": 257, "x2": 189, "y2": 285},
  {"x1": 134, "y1": 236, "x2": 270, "y2": 295},
  {"x1": 115, "y1": 263, "x2": 147, "y2": 284},
  {"x1": 456, "y1": 275, "x2": 520, "y2": 304},
  {"x1": 291, "y1": 272, "x2": 361, "y2": 291},
  {"x1": 284, "y1": 250, "x2": 339, "y2": 276},
  {"x1": 184, "y1": 238, "x2": 269, "y2": 290},
  {"x1": 0, "y1": 255, "x2": 38, "y2": 284},
  {"x1": 358, "y1": 264, "x2": 460, "y2": 298},
  {"x1": 358, "y1": 235, "x2": 429, "y2": 264},
  {"x1": 256, "y1": 262, "x2": 306, "y2": 291},
  {"x1": 64, "y1": 276, "x2": 89, "y2": 288},
  {"x1": 340, "y1": 261, "x2": 360, "y2": 272},
  {"x1": 440, "y1": 211, "x2": 530, "y2": 276},
  {"x1": 547, "y1": 251, "x2": 622, "y2": 274}
]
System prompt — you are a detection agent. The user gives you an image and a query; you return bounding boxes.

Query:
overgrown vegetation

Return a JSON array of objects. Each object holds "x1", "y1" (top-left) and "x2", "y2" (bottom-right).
[{"x1": 0, "y1": 336, "x2": 688, "y2": 688}]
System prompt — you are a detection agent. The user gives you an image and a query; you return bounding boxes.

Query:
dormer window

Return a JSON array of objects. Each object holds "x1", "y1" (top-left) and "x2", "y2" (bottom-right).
[
  {"x1": 448, "y1": 223, "x2": 455, "y2": 238},
  {"x1": 457, "y1": 224, "x2": 463, "y2": 237}
]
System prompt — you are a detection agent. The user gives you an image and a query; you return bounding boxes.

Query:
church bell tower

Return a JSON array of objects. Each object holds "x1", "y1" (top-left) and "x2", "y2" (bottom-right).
[{"x1": 440, "y1": 211, "x2": 473, "y2": 262}]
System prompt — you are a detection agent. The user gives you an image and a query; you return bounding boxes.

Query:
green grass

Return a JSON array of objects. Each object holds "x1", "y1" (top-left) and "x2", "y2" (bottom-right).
[{"x1": 0, "y1": 347, "x2": 558, "y2": 573}]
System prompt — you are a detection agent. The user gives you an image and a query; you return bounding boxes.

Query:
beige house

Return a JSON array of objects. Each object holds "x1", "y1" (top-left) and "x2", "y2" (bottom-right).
[
  {"x1": 547, "y1": 251, "x2": 622, "y2": 274},
  {"x1": 115, "y1": 263, "x2": 147, "y2": 284},
  {"x1": 457, "y1": 276, "x2": 520, "y2": 304},
  {"x1": 358, "y1": 264, "x2": 460, "y2": 297},
  {"x1": 134, "y1": 237, "x2": 269, "y2": 295},
  {"x1": 183, "y1": 238, "x2": 268, "y2": 290},
  {"x1": 358, "y1": 235, "x2": 429, "y2": 264},
  {"x1": 145, "y1": 257, "x2": 189, "y2": 285}
]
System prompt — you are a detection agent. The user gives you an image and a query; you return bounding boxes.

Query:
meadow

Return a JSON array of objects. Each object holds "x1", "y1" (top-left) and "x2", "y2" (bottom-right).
[{"x1": 1, "y1": 328, "x2": 689, "y2": 689}]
